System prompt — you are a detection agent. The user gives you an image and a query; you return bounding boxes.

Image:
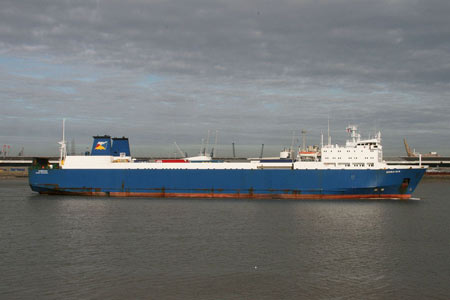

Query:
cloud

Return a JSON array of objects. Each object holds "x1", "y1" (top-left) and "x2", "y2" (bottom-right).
[{"x1": 1, "y1": 0, "x2": 450, "y2": 156}]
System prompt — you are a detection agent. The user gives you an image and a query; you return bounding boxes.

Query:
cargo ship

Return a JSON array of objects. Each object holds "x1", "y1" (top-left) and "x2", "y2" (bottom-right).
[{"x1": 29, "y1": 125, "x2": 426, "y2": 199}]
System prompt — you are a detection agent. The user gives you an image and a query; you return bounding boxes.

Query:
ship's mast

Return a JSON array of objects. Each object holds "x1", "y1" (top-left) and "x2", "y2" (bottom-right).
[
  {"x1": 58, "y1": 118, "x2": 67, "y2": 165},
  {"x1": 346, "y1": 125, "x2": 360, "y2": 143},
  {"x1": 327, "y1": 117, "x2": 331, "y2": 146},
  {"x1": 321, "y1": 130, "x2": 324, "y2": 149}
]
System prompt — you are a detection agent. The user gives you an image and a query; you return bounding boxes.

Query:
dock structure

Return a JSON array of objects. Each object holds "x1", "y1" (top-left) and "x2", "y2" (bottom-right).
[
  {"x1": 386, "y1": 158, "x2": 450, "y2": 168},
  {"x1": 0, "y1": 166, "x2": 28, "y2": 177},
  {"x1": 0, "y1": 157, "x2": 56, "y2": 177}
]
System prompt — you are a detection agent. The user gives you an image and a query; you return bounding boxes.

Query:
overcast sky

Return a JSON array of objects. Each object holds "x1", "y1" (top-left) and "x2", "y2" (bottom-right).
[{"x1": 1, "y1": 0, "x2": 449, "y2": 156}]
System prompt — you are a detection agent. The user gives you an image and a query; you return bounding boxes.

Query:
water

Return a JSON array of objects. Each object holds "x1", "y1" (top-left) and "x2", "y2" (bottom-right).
[{"x1": 1, "y1": 178, "x2": 449, "y2": 299}]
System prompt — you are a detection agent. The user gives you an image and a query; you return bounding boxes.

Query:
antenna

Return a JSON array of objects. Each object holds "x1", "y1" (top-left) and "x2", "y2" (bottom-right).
[
  {"x1": 232, "y1": 142, "x2": 236, "y2": 158},
  {"x1": 259, "y1": 144, "x2": 264, "y2": 159}
]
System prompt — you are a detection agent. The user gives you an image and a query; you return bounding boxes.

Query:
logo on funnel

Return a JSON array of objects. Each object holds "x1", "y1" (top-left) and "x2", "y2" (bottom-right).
[{"x1": 95, "y1": 141, "x2": 108, "y2": 150}]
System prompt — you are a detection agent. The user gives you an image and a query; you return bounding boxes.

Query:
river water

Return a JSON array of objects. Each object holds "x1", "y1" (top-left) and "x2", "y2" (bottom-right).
[{"x1": 1, "y1": 177, "x2": 449, "y2": 299}]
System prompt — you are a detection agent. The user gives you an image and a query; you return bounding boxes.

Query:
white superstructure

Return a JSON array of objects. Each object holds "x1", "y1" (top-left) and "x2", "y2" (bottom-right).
[
  {"x1": 320, "y1": 125, "x2": 383, "y2": 168},
  {"x1": 58, "y1": 126, "x2": 421, "y2": 171}
]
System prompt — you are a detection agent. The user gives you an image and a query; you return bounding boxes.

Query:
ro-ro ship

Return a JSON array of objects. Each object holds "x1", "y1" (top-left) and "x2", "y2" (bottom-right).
[{"x1": 29, "y1": 126, "x2": 426, "y2": 199}]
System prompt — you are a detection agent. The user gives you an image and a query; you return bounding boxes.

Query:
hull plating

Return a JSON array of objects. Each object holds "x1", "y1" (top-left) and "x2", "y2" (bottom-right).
[{"x1": 29, "y1": 168, "x2": 425, "y2": 199}]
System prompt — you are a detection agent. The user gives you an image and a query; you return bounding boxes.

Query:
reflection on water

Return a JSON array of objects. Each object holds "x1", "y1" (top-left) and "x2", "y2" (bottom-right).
[{"x1": 1, "y1": 178, "x2": 449, "y2": 299}]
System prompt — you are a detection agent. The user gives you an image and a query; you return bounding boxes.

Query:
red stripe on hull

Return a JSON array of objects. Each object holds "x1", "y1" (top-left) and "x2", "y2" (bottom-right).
[{"x1": 38, "y1": 191, "x2": 411, "y2": 199}]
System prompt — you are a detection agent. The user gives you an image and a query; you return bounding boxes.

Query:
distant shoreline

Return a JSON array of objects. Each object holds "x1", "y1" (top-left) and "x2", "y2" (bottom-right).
[{"x1": 0, "y1": 175, "x2": 27, "y2": 179}]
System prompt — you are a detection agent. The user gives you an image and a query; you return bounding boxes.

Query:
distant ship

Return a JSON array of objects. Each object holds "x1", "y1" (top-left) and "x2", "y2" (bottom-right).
[{"x1": 29, "y1": 125, "x2": 426, "y2": 199}]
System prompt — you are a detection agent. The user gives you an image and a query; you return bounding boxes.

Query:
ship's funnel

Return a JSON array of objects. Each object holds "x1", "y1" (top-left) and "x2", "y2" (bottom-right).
[
  {"x1": 91, "y1": 135, "x2": 112, "y2": 156},
  {"x1": 112, "y1": 137, "x2": 130, "y2": 156}
]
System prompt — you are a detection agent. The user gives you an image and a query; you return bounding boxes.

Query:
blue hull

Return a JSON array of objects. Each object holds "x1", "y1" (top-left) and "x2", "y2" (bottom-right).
[{"x1": 29, "y1": 168, "x2": 425, "y2": 199}]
